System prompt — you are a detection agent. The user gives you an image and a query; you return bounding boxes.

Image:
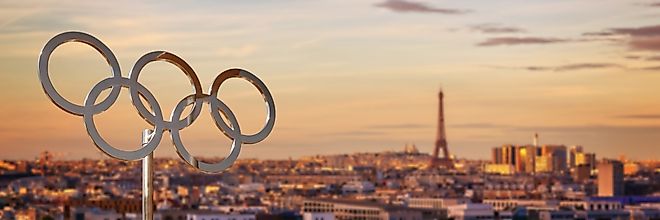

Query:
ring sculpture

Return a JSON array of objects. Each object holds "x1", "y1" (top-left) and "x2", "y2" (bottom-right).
[{"x1": 37, "y1": 31, "x2": 275, "y2": 173}]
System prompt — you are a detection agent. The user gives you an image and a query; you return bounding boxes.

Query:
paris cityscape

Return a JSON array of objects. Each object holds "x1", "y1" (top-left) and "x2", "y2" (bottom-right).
[
  {"x1": 3, "y1": 1, "x2": 660, "y2": 220},
  {"x1": 0, "y1": 91, "x2": 658, "y2": 220}
]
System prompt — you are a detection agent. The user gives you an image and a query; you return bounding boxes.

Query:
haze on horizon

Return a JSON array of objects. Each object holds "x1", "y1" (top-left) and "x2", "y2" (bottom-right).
[{"x1": 1, "y1": 0, "x2": 659, "y2": 161}]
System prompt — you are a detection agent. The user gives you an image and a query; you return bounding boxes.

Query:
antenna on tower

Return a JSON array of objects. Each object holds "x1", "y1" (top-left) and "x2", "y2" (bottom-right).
[{"x1": 534, "y1": 133, "x2": 539, "y2": 146}]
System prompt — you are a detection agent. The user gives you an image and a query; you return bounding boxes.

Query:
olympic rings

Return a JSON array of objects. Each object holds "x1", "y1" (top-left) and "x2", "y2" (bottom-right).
[{"x1": 37, "y1": 31, "x2": 276, "y2": 173}]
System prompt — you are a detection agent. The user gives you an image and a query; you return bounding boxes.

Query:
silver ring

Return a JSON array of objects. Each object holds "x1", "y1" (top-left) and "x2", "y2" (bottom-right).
[
  {"x1": 209, "y1": 69, "x2": 276, "y2": 144},
  {"x1": 84, "y1": 77, "x2": 165, "y2": 161},
  {"x1": 37, "y1": 31, "x2": 276, "y2": 173},
  {"x1": 38, "y1": 32, "x2": 122, "y2": 116}
]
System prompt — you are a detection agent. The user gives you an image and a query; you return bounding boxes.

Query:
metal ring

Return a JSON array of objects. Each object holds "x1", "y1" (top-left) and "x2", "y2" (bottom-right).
[
  {"x1": 209, "y1": 68, "x2": 276, "y2": 144},
  {"x1": 83, "y1": 77, "x2": 165, "y2": 161},
  {"x1": 129, "y1": 51, "x2": 204, "y2": 129},
  {"x1": 38, "y1": 31, "x2": 122, "y2": 116},
  {"x1": 170, "y1": 95, "x2": 242, "y2": 173}
]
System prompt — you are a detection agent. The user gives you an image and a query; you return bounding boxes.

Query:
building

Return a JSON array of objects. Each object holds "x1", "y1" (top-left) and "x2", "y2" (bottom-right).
[
  {"x1": 342, "y1": 181, "x2": 375, "y2": 194},
  {"x1": 484, "y1": 164, "x2": 515, "y2": 175},
  {"x1": 404, "y1": 197, "x2": 469, "y2": 209},
  {"x1": 568, "y1": 145, "x2": 583, "y2": 169},
  {"x1": 528, "y1": 207, "x2": 575, "y2": 220},
  {"x1": 64, "y1": 198, "x2": 140, "y2": 217},
  {"x1": 560, "y1": 200, "x2": 628, "y2": 220},
  {"x1": 598, "y1": 160, "x2": 624, "y2": 197},
  {"x1": 70, "y1": 208, "x2": 122, "y2": 220},
  {"x1": 303, "y1": 212, "x2": 334, "y2": 220},
  {"x1": 446, "y1": 203, "x2": 494, "y2": 220},
  {"x1": 534, "y1": 145, "x2": 568, "y2": 174},
  {"x1": 535, "y1": 155, "x2": 551, "y2": 173},
  {"x1": 515, "y1": 145, "x2": 536, "y2": 174},
  {"x1": 302, "y1": 199, "x2": 433, "y2": 220},
  {"x1": 624, "y1": 162, "x2": 641, "y2": 176},
  {"x1": 573, "y1": 164, "x2": 591, "y2": 183},
  {"x1": 186, "y1": 213, "x2": 255, "y2": 220},
  {"x1": 490, "y1": 144, "x2": 537, "y2": 174},
  {"x1": 576, "y1": 153, "x2": 597, "y2": 173},
  {"x1": 501, "y1": 145, "x2": 517, "y2": 166},
  {"x1": 15, "y1": 208, "x2": 36, "y2": 220},
  {"x1": 561, "y1": 199, "x2": 624, "y2": 210},
  {"x1": 491, "y1": 145, "x2": 516, "y2": 166},
  {"x1": 265, "y1": 174, "x2": 361, "y2": 185},
  {"x1": 541, "y1": 145, "x2": 567, "y2": 174},
  {"x1": 403, "y1": 143, "x2": 420, "y2": 155},
  {"x1": 491, "y1": 148, "x2": 503, "y2": 164},
  {"x1": 483, "y1": 199, "x2": 559, "y2": 211},
  {"x1": 626, "y1": 205, "x2": 660, "y2": 220}
]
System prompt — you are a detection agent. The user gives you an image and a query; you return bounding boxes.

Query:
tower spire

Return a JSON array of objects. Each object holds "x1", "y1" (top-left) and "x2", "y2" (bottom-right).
[{"x1": 534, "y1": 133, "x2": 539, "y2": 146}]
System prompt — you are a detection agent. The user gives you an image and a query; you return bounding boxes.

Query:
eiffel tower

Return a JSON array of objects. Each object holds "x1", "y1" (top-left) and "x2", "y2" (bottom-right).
[{"x1": 430, "y1": 90, "x2": 454, "y2": 169}]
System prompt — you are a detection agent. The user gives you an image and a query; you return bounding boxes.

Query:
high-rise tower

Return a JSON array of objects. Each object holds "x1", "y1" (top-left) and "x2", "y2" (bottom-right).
[
  {"x1": 430, "y1": 90, "x2": 453, "y2": 169},
  {"x1": 598, "y1": 160, "x2": 624, "y2": 196}
]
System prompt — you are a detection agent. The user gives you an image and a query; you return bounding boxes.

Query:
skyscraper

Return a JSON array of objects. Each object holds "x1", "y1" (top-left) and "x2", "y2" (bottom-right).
[
  {"x1": 430, "y1": 90, "x2": 453, "y2": 169},
  {"x1": 598, "y1": 160, "x2": 624, "y2": 197},
  {"x1": 515, "y1": 145, "x2": 536, "y2": 173},
  {"x1": 491, "y1": 148, "x2": 503, "y2": 164},
  {"x1": 576, "y1": 152, "x2": 597, "y2": 173},
  {"x1": 491, "y1": 145, "x2": 516, "y2": 166},
  {"x1": 537, "y1": 145, "x2": 568, "y2": 174},
  {"x1": 568, "y1": 145, "x2": 584, "y2": 169}
]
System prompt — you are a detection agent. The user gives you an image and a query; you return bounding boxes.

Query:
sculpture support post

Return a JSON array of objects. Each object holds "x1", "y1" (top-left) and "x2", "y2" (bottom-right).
[{"x1": 142, "y1": 129, "x2": 154, "y2": 220}]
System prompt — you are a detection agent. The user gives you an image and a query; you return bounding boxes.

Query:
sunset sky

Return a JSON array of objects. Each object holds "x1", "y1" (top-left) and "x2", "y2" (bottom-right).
[{"x1": 1, "y1": 0, "x2": 659, "y2": 161}]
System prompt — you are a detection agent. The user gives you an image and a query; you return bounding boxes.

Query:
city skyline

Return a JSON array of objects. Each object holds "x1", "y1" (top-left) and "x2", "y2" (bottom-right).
[{"x1": 1, "y1": 1, "x2": 660, "y2": 160}]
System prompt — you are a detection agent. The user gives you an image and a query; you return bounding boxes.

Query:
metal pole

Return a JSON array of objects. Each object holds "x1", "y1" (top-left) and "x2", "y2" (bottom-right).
[{"x1": 142, "y1": 129, "x2": 154, "y2": 220}]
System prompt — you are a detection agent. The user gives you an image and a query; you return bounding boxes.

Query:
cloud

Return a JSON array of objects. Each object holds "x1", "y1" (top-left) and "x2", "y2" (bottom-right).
[
  {"x1": 522, "y1": 63, "x2": 625, "y2": 72},
  {"x1": 640, "y1": 65, "x2": 660, "y2": 70},
  {"x1": 450, "y1": 123, "x2": 509, "y2": 129},
  {"x1": 487, "y1": 62, "x2": 655, "y2": 72},
  {"x1": 648, "y1": 2, "x2": 660, "y2": 7},
  {"x1": 514, "y1": 124, "x2": 660, "y2": 134},
  {"x1": 470, "y1": 23, "x2": 525, "y2": 34},
  {"x1": 616, "y1": 114, "x2": 660, "y2": 119},
  {"x1": 584, "y1": 25, "x2": 660, "y2": 37},
  {"x1": 367, "y1": 123, "x2": 431, "y2": 130},
  {"x1": 327, "y1": 130, "x2": 386, "y2": 137},
  {"x1": 610, "y1": 25, "x2": 660, "y2": 37},
  {"x1": 216, "y1": 44, "x2": 257, "y2": 58},
  {"x1": 327, "y1": 123, "x2": 431, "y2": 137},
  {"x1": 586, "y1": 25, "x2": 660, "y2": 51},
  {"x1": 624, "y1": 54, "x2": 660, "y2": 61},
  {"x1": 476, "y1": 37, "x2": 568, "y2": 46},
  {"x1": 629, "y1": 37, "x2": 660, "y2": 51},
  {"x1": 450, "y1": 122, "x2": 660, "y2": 135},
  {"x1": 582, "y1": 32, "x2": 614, "y2": 37},
  {"x1": 450, "y1": 122, "x2": 660, "y2": 134},
  {"x1": 374, "y1": 0, "x2": 469, "y2": 14}
]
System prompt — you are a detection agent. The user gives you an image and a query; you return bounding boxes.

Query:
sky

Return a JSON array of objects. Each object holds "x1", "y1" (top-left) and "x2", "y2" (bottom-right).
[{"x1": 1, "y1": 0, "x2": 660, "y2": 161}]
